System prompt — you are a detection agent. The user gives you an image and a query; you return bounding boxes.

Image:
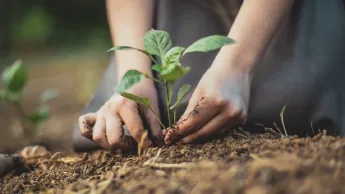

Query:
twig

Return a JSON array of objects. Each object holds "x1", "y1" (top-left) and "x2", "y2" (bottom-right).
[
  {"x1": 310, "y1": 122, "x2": 315, "y2": 136},
  {"x1": 138, "y1": 131, "x2": 148, "y2": 156},
  {"x1": 231, "y1": 132, "x2": 248, "y2": 139},
  {"x1": 273, "y1": 122, "x2": 285, "y2": 137},
  {"x1": 255, "y1": 122, "x2": 282, "y2": 137},
  {"x1": 143, "y1": 148, "x2": 162, "y2": 165},
  {"x1": 143, "y1": 162, "x2": 192, "y2": 169}
]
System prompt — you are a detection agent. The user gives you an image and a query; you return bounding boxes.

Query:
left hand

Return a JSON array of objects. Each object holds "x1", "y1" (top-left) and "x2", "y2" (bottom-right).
[{"x1": 163, "y1": 64, "x2": 251, "y2": 144}]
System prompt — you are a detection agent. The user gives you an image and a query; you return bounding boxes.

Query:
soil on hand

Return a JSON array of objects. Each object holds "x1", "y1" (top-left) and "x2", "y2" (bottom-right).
[{"x1": 1, "y1": 132, "x2": 345, "y2": 194}]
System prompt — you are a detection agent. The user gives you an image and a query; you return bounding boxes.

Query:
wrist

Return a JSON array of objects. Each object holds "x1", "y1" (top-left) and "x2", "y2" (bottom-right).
[
  {"x1": 211, "y1": 45, "x2": 258, "y2": 75},
  {"x1": 116, "y1": 51, "x2": 153, "y2": 82}
]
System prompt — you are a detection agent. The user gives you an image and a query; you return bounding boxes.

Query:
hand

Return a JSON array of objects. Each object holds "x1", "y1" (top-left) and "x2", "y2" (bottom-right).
[
  {"x1": 163, "y1": 65, "x2": 251, "y2": 144},
  {"x1": 79, "y1": 79, "x2": 163, "y2": 150}
]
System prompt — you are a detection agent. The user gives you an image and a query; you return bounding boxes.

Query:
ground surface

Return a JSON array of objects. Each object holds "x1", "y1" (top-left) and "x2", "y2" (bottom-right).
[{"x1": 1, "y1": 131, "x2": 345, "y2": 194}]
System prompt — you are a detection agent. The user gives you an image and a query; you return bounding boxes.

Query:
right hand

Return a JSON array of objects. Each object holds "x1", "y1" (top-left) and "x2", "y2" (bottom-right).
[{"x1": 79, "y1": 79, "x2": 163, "y2": 150}]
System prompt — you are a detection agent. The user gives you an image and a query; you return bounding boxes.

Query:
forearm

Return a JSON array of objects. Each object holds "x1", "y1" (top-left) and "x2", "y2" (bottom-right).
[
  {"x1": 106, "y1": 0, "x2": 154, "y2": 80},
  {"x1": 214, "y1": 0, "x2": 294, "y2": 73}
]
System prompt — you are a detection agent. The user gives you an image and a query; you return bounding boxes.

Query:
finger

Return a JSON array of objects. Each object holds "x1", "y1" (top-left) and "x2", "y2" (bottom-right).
[
  {"x1": 181, "y1": 110, "x2": 243, "y2": 144},
  {"x1": 165, "y1": 97, "x2": 219, "y2": 145},
  {"x1": 180, "y1": 90, "x2": 203, "y2": 120},
  {"x1": 217, "y1": 124, "x2": 231, "y2": 136},
  {"x1": 119, "y1": 103, "x2": 153, "y2": 149},
  {"x1": 92, "y1": 116, "x2": 111, "y2": 149},
  {"x1": 143, "y1": 107, "x2": 164, "y2": 146},
  {"x1": 105, "y1": 113, "x2": 135, "y2": 150},
  {"x1": 79, "y1": 112, "x2": 97, "y2": 140},
  {"x1": 162, "y1": 129, "x2": 168, "y2": 136}
]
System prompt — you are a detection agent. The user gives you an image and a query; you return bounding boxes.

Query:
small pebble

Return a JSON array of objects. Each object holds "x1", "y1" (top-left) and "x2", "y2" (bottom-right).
[{"x1": 155, "y1": 170, "x2": 166, "y2": 176}]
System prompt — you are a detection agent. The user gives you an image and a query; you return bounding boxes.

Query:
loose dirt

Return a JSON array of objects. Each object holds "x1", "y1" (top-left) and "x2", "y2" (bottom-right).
[{"x1": 1, "y1": 131, "x2": 345, "y2": 194}]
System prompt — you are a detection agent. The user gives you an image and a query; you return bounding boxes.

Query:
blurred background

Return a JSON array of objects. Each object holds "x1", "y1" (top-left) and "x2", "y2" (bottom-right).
[{"x1": 0, "y1": 0, "x2": 112, "y2": 153}]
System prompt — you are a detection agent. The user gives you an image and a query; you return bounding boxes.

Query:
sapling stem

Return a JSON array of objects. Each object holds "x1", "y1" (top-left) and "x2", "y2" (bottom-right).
[
  {"x1": 10, "y1": 100, "x2": 32, "y2": 136},
  {"x1": 164, "y1": 81, "x2": 172, "y2": 127},
  {"x1": 147, "y1": 105, "x2": 166, "y2": 129},
  {"x1": 144, "y1": 73, "x2": 163, "y2": 84},
  {"x1": 173, "y1": 108, "x2": 177, "y2": 124}
]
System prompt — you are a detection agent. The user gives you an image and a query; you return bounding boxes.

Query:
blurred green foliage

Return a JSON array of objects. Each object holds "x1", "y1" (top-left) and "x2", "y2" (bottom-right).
[
  {"x1": 0, "y1": 0, "x2": 111, "y2": 65},
  {"x1": 0, "y1": 60, "x2": 57, "y2": 138},
  {"x1": 12, "y1": 6, "x2": 55, "y2": 45}
]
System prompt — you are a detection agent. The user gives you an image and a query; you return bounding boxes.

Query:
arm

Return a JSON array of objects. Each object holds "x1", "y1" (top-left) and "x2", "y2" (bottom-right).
[
  {"x1": 214, "y1": 0, "x2": 295, "y2": 73},
  {"x1": 164, "y1": 0, "x2": 295, "y2": 144},
  {"x1": 78, "y1": 1, "x2": 162, "y2": 151},
  {"x1": 106, "y1": 0, "x2": 154, "y2": 80}
]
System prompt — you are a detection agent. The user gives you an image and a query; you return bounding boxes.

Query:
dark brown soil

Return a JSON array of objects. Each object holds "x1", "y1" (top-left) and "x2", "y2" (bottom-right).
[{"x1": 1, "y1": 131, "x2": 345, "y2": 194}]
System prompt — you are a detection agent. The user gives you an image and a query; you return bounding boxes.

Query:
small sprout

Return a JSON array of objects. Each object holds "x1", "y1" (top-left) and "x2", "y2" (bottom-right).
[
  {"x1": 280, "y1": 105, "x2": 288, "y2": 137},
  {"x1": 255, "y1": 106, "x2": 289, "y2": 139},
  {"x1": 0, "y1": 60, "x2": 56, "y2": 138},
  {"x1": 40, "y1": 89, "x2": 58, "y2": 104},
  {"x1": 109, "y1": 29, "x2": 235, "y2": 130}
]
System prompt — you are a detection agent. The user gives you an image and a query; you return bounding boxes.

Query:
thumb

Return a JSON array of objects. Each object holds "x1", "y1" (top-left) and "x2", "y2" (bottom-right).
[{"x1": 79, "y1": 112, "x2": 97, "y2": 140}]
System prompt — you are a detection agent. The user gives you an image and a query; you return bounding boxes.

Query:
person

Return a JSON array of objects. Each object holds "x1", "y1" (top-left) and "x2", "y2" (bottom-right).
[{"x1": 73, "y1": 0, "x2": 345, "y2": 152}]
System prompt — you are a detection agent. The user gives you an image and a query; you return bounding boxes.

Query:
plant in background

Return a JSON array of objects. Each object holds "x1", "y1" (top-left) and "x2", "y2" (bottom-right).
[
  {"x1": 0, "y1": 60, "x2": 57, "y2": 138},
  {"x1": 109, "y1": 29, "x2": 235, "y2": 129}
]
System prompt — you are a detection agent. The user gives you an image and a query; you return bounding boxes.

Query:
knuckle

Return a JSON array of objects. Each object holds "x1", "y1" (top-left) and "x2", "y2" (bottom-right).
[
  {"x1": 225, "y1": 105, "x2": 243, "y2": 119},
  {"x1": 131, "y1": 129, "x2": 144, "y2": 141},
  {"x1": 104, "y1": 101, "x2": 116, "y2": 112},
  {"x1": 214, "y1": 98, "x2": 229, "y2": 107},
  {"x1": 117, "y1": 96, "x2": 129, "y2": 107}
]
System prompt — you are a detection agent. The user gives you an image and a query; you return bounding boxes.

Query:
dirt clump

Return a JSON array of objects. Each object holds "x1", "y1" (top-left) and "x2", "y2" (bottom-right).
[{"x1": 1, "y1": 132, "x2": 345, "y2": 194}]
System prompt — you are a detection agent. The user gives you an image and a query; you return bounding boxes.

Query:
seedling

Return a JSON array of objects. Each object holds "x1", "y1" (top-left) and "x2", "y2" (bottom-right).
[
  {"x1": 255, "y1": 105, "x2": 289, "y2": 138},
  {"x1": 109, "y1": 29, "x2": 235, "y2": 128},
  {"x1": 0, "y1": 60, "x2": 56, "y2": 138}
]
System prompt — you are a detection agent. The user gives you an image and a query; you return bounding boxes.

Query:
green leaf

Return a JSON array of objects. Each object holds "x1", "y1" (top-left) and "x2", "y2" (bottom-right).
[
  {"x1": 108, "y1": 46, "x2": 155, "y2": 61},
  {"x1": 152, "y1": 64, "x2": 162, "y2": 72},
  {"x1": 170, "y1": 84, "x2": 191, "y2": 110},
  {"x1": 5, "y1": 91, "x2": 21, "y2": 102},
  {"x1": 2, "y1": 60, "x2": 27, "y2": 93},
  {"x1": 27, "y1": 106, "x2": 50, "y2": 126},
  {"x1": 184, "y1": 35, "x2": 235, "y2": 55},
  {"x1": 40, "y1": 89, "x2": 57, "y2": 104},
  {"x1": 144, "y1": 29, "x2": 172, "y2": 57},
  {"x1": 160, "y1": 63, "x2": 190, "y2": 82},
  {"x1": 163, "y1": 46, "x2": 185, "y2": 67},
  {"x1": 120, "y1": 92, "x2": 150, "y2": 106},
  {"x1": 116, "y1": 70, "x2": 144, "y2": 93}
]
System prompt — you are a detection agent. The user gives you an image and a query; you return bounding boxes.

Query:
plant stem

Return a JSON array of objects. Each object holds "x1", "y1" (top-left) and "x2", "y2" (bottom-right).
[
  {"x1": 150, "y1": 56, "x2": 158, "y2": 64},
  {"x1": 11, "y1": 101, "x2": 32, "y2": 136},
  {"x1": 147, "y1": 105, "x2": 166, "y2": 129},
  {"x1": 144, "y1": 73, "x2": 163, "y2": 84},
  {"x1": 173, "y1": 109, "x2": 177, "y2": 124},
  {"x1": 164, "y1": 81, "x2": 171, "y2": 127}
]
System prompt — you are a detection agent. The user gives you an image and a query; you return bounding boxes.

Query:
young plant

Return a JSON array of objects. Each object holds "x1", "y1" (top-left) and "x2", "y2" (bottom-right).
[
  {"x1": 109, "y1": 29, "x2": 235, "y2": 128},
  {"x1": 0, "y1": 60, "x2": 57, "y2": 138}
]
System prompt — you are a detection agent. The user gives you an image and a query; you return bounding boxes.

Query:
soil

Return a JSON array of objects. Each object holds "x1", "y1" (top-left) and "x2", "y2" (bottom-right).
[{"x1": 1, "y1": 131, "x2": 345, "y2": 194}]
